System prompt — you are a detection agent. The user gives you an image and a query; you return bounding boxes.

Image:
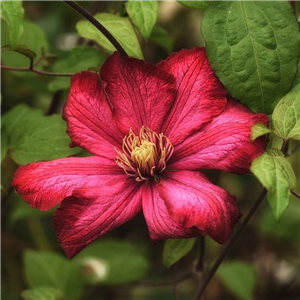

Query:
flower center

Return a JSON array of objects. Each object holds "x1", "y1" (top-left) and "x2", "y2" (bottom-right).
[{"x1": 115, "y1": 126, "x2": 174, "y2": 182}]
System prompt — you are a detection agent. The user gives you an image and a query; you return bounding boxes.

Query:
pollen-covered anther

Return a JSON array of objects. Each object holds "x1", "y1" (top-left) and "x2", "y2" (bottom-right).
[{"x1": 115, "y1": 126, "x2": 174, "y2": 182}]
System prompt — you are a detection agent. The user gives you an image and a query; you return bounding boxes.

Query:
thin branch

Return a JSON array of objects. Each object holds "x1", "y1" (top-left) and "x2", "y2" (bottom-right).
[
  {"x1": 291, "y1": 189, "x2": 300, "y2": 200},
  {"x1": 172, "y1": 264, "x2": 180, "y2": 300},
  {"x1": 193, "y1": 188, "x2": 267, "y2": 300},
  {"x1": 196, "y1": 237, "x2": 205, "y2": 273},
  {"x1": 1, "y1": 65, "x2": 73, "y2": 77},
  {"x1": 63, "y1": 0, "x2": 128, "y2": 57}
]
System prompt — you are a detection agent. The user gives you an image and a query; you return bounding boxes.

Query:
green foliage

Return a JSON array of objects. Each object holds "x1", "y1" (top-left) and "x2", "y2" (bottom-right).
[
  {"x1": 251, "y1": 150, "x2": 296, "y2": 220},
  {"x1": 21, "y1": 287, "x2": 63, "y2": 300},
  {"x1": 259, "y1": 200, "x2": 300, "y2": 242},
  {"x1": 272, "y1": 84, "x2": 300, "y2": 141},
  {"x1": 217, "y1": 261, "x2": 256, "y2": 300},
  {"x1": 2, "y1": 105, "x2": 81, "y2": 165},
  {"x1": 202, "y1": 1, "x2": 300, "y2": 114},
  {"x1": 24, "y1": 251, "x2": 83, "y2": 300},
  {"x1": 1, "y1": 124, "x2": 8, "y2": 162},
  {"x1": 1, "y1": 1, "x2": 24, "y2": 49},
  {"x1": 163, "y1": 238, "x2": 196, "y2": 268},
  {"x1": 251, "y1": 122, "x2": 271, "y2": 142},
  {"x1": 1, "y1": 20, "x2": 48, "y2": 68},
  {"x1": 150, "y1": 25, "x2": 174, "y2": 54},
  {"x1": 126, "y1": 0, "x2": 158, "y2": 40},
  {"x1": 48, "y1": 46, "x2": 106, "y2": 92},
  {"x1": 2, "y1": 44, "x2": 36, "y2": 60},
  {"x1": 76, "y1": 13, "x2": 143, "y2": 59},
  {"x1": 75, "y1": 239, "x2": 150, "y2": 284},
  {"x1": 178, "y1": 1, "x2": 209, "y2": 10}
]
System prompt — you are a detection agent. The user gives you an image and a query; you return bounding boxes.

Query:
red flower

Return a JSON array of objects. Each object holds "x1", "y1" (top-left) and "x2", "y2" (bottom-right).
[{"x1": 13, "y1": 48, "x2": 268, "y2": 258}]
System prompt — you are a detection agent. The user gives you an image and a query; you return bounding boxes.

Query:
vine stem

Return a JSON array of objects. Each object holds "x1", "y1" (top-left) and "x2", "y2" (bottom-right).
[
  {"x1": 1, "y1": 65, "x2": 73, "y2": 77},
  {"x1": 193, "y1": 188, "x2": 267, "y2": 300},
  {"x1": 291, "y1": 189, "x2": 300, "y2": 200},
  {"x1": 63, "y1": 0, "x2": 128, "y2": 57}
]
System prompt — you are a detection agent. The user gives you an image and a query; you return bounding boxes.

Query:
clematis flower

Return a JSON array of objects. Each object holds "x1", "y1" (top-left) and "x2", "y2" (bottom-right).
[{"x1": 13, "y1": 48, "x2": 268, "y2": 258}]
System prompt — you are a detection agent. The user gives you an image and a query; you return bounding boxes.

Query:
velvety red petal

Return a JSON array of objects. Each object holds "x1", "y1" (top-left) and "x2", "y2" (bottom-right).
[
  {"x1": 170, "y1": 98, "x2": 269, "y2": 174},
  {"x1": 100, "y1": 52, "x2": 176, "y2": 135},
  {"x1": 53, "y1": 180, "x2": 142, "y2": 258},
  {"x1": 12, "y1": 156, "x2": 124, "y2": 211},
  {"x1": 158, "y1": 171, "x2": 242, "y2": 244},
  {"x1": 142, "y1": 182, "x2": 201, "y2": 243},
  {"x1": 64, "y1": 72, "x2": 123, "y2": 158},
  {"x1": 158, "y1": 48, "x2": 227, "y2": 145}
]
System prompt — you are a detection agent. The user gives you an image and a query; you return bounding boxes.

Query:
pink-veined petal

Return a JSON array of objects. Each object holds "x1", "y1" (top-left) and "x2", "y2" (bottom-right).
[
  {"x1": 158, "y1": 48, "x2": 227, "y2": 145},
  {"x1": 142, "y1": 182, "x2": 201, "y2": 243},
  {"x1": 64, "y1": 72, "x2": 123, "y2": 158},
  {"x1": 12, "y1": 156, "x2": 124, "y2": 211},
  {"x1": 170, "y1": 98, "x2": 269, "y2": 174},
  {"x1": 158, "y1": 171, "x2": 242, "y2": 244},
  {"x1": 53, "y1": 180, "x2": 142, "y2": 258},
  {"x1": 100, "y1": 52, "x2": 176, "y2": 135}
]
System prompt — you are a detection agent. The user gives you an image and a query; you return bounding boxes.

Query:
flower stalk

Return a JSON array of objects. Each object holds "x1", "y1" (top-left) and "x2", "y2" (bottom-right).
[
  {"x1": 63, "y1": 0, "x2": 128, "y2": 57},
  {"x1": 193, "y1": 188, "x2": 267, "y2": 300}
]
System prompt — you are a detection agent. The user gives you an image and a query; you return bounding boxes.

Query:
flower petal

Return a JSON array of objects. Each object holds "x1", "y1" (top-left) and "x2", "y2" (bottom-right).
[
  {"x1": 142, "y1": 182, "x2": 201, "y2": 243},
  {"x1": 170, "y1": 98, "x2": 269, "y2": 174},
  {"x1": 12, "y1": 156, "x2": 124, "y2": 211},
  {"x1": 53, "y1": 180, "x2": 142, "y2": 258},
  {"x1": 158, "y1": 48, "x2": 227, "y2": 145},
  {"x1": 158, "y1": 171, "x2": 242, "y2": 244},
  {"x1": 64, "y1": 72, "x2": 123, "y2": 158},
  {"x1": 100, "y1": 52, "x2": 176, "y2": 135}
]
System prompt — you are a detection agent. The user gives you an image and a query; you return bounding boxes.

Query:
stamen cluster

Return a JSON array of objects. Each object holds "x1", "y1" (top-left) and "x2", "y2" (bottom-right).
[{"x1": 115, "y1": 126, "x2": 174, "y2": 182}]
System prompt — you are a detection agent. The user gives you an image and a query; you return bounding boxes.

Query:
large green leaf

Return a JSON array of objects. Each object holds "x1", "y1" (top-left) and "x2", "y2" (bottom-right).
[
  {"x1": 1, "y1": 20, "x2": 48, "y2": 68},
  {"x1": 24, "y1": 251, "x2": 83, "y2": 300},
  {"x1": 75, "y1": 239, "x2": 149, "y2": 284},
  {"x1": 272, "y1": 84, "x2": 300, "y2": 141},
  {"x1": 126, "y1": 0, "x2": 158, "y2": 40},
  {"x1": 76, "y1": 13, "x2": 143, "y2": 59},
  {"x1": 1, "y1": 1, "x2": 24, "y2": 49},
  {"x1": 21, "y1": 287, "x2": 63, "y2": 300},
  {"x1": 202, "y1": 1, "x2": 300, "y2": 114},
  {"x1": 163, "y1": 238, "x2": 196, "y2": 268},
  {"x1": 150, "y1": 25, "x2": 174, "y2": 54},
  {"x1": 217, "y1": 261, "x2": 256, "y2": 300},
  {"x1": 1, "y1": 124, "x2": 8, "y2": 162},
  {"x1": 2, "y1": 105, "x2": 81, "y2": 165},
  {"x1": 251, "y1": 150, "x2": 296, "y2": 220},
  {"x1": 48, "y1": 46, "x2": 105, "y2": 92},
  {"x1": 251, "y1": 122, "x2": 271, "y2": 142},
  {"x1": 178, "y1": 1, "x2": 209, "y2": 10}
]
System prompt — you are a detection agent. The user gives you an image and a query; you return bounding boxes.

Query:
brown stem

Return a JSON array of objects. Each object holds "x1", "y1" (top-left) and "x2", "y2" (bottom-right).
[
  {"x1": 172, "y1": 264, "x2": 180, "y2": 300},
  {"x1": 291, "y1": 189, "x2": 300, "y2": 200},
  {"x1": 1, "y1": 65, "x2": 73, "y2": 77},
  {"x1": 196, "y1": 236, "x2": 205, "y2": 272},
  {"x1": 193, "y1": 188, "x2": 267, "y2": 300},
  {"x1": 63, "y1": 0, "x2": 128, "y2": 57}
]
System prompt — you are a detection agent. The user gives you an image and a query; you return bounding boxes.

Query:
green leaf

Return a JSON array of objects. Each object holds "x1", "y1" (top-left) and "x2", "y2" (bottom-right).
[
  {"x1": 178, "y1": 1, "x2": 209, "y2": 10},
  {"x1": 202, "y1": 1, "x2": 300, "y2": 114},
  {"x1": 251, "y1": 150, "x2": 296, "y2": 220},
  {"x1": 272, "y1": 84, "x2": 300, "y2": 141},
  {"x1": 217, "y1": 261, "x2": 256, "y2": 300},
  {"x1": 21, "y1": 287, "x2": 63, "y2": 300},
  {"x1": 163, "y1": 238, "x2": 196, "y2": 268},
  {"x1": 150, "y1": 25, "x2": 174, "y2": 54},
  {"x1": 2, "y1": 44, "x2": 36, "y2": 60},
  {"x1": 2, "y1": 105, "x2": 81, "y2": 165},
  {"x1": 76, "y1": 13, "x2": 143, "y2": 59},
  {"x1": 1, "y1": 20, "x2": 48, "y2": 68},
  {"x1": 24, "y1": 251, "x2": 83, "y2": 300},
  {"x1": 76, "y1": 239, "x2": 149, "y2": 284},
  {"x1": 251, "y1": 122, "x2": 271, "y2": 142},
  {"x1": 1, "y1": 1, "x2": 24, "y2": 49},
  {"x1": 125, "y1": 0, "x2": 158, "y2": 40},
  {"x1": 1, "y1": 124, "x2": 8, "y2": 162},
  {"x1": 259, "y1": 199, "x2": 300, "y2": 242},
  {"x1": 48, "y1": 46, "x2": 105, "y2": 92}
]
